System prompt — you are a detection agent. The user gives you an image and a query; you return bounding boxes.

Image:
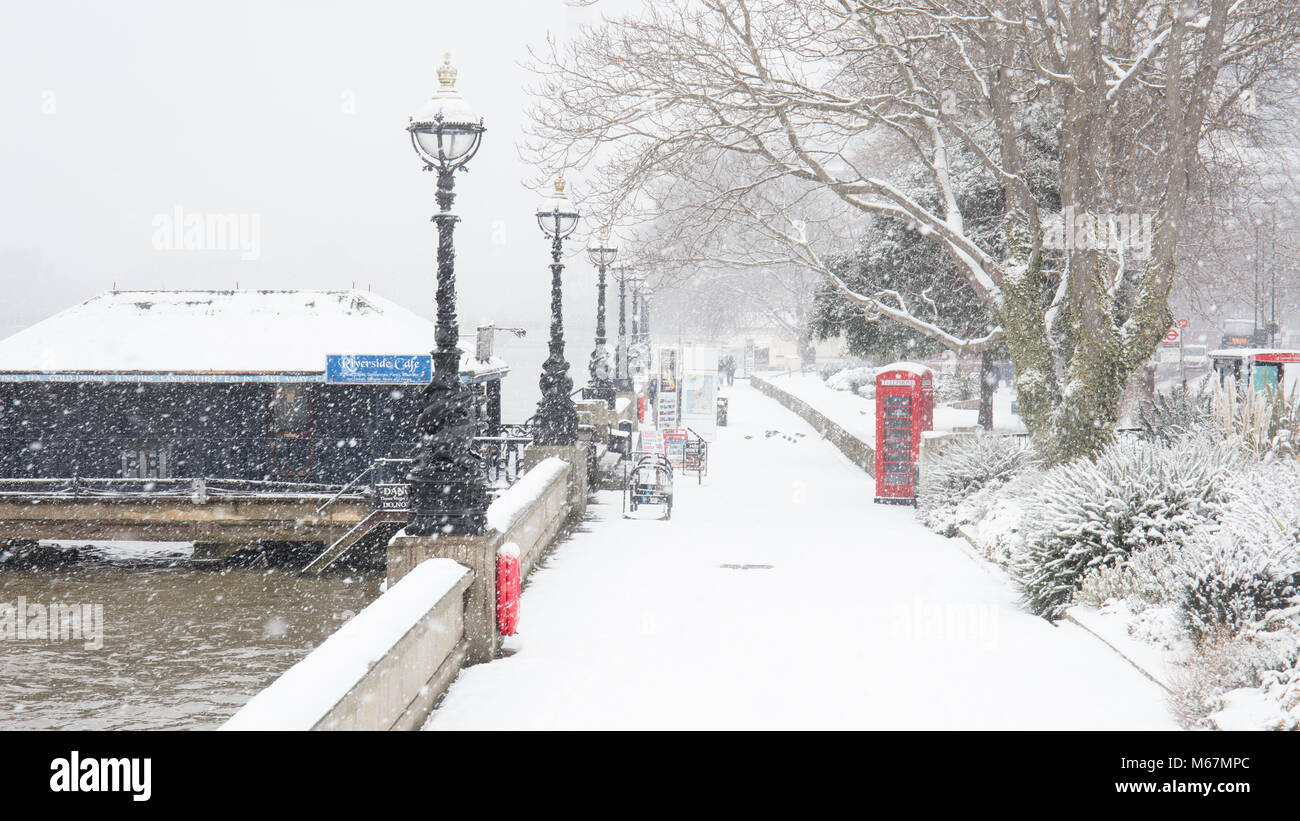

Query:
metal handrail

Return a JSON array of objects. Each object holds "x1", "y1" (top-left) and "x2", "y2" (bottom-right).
[{"x1": 315, "y1": 463, "x2": 379, "y2": 516}]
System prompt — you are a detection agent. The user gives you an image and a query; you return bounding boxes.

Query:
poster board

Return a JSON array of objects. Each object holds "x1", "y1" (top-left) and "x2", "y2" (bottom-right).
[
  {"x1": 663, "y1": 429, "x2": 688, "y2": 467},
  {"x1": 639, "y1": 429, "x2": 663, "y2": 456},
  {"x1": 683, "y1": 438, "x2": 707, "y2": 476},
  {"x1": 681, "y1": 345, "x2": 719, "y2": 441},
  {"x1": 656, "y1": 345, "x2": 681, "y2": 429}
]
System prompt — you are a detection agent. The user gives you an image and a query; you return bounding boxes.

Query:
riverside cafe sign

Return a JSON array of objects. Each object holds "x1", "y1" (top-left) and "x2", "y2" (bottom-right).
[{"x1": 326, "y1": 354, "x2": 432, "y2": 384}]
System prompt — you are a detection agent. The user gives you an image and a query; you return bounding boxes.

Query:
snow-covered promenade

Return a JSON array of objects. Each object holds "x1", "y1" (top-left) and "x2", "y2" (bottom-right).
[{"x1": 425, "y1": 380, "x2": 1177, "y2": 730}]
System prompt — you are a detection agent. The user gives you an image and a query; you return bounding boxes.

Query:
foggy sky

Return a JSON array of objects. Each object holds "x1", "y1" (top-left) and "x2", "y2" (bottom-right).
[{"x1": 0, "y1": 0, "x2": 639, "y2": 358}]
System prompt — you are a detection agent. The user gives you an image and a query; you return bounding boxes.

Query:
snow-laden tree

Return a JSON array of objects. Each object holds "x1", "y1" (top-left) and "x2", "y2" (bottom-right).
[
  {"x1": 526, "y1": 0, "x2": 1300, "y2": 461},
  {"x1": 810, "y1": 115, "x2": 1058, "y2": 426},
  {"x1": 613, "y1": 161, "x2": 831, "y2": 358}
]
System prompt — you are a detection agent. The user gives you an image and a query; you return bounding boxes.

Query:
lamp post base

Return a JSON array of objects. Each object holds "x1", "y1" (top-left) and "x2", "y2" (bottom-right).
[
  {"x1": 405, "y1": 374, "x2": 488, "y2": 537},
  {"x1": 582, "y1": 383, "x2": 616, "y2": 409}
]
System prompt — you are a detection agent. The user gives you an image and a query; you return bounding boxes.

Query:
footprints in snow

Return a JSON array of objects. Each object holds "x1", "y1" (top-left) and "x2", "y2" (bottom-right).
[{"x1": 742, "y1": 430, "x2": 806, "y2": 443}]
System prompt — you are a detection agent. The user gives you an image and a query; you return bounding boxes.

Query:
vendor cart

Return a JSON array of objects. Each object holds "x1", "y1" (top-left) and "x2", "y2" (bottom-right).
[{"x1": 623, "y1": 451, "x2": 674, "y2": 520}]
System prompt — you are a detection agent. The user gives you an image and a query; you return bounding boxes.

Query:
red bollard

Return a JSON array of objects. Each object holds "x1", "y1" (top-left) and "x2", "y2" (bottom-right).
[{"x1": 496, "y1": 543, "x2": 521, "y2": 636}]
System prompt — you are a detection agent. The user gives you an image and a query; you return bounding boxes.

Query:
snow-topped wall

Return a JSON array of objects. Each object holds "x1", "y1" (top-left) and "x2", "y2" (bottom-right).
[
  {"x1": 226, "y1": 453, "x2": 581, "y2": 730},
  {"x1": 221, "y1": 558, "x2": 472, "y2": 731}
]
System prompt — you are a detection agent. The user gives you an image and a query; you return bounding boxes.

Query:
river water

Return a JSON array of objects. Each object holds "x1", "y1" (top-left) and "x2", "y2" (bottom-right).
[{"x1": 0, "y1": 545, "x2": 381, "y2": 730}]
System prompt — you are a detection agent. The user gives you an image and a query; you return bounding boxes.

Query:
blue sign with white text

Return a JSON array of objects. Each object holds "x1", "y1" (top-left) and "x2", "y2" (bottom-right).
[{"x1": 326, "y1": 354, "x2": 431, "y2": 384}]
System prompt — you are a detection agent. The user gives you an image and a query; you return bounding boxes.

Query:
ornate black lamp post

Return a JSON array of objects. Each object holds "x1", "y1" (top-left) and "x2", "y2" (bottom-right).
[
  {"x1": 533, "y1": 174, "x2": 581, "y2": 446},
  {"x1": 640, "y1": 283, "x2": 652, "y2": 344},
  {"x1": 586, "y1": 232, "x2": 618, "y2": 407},
  {"x1": 403, "y1": 54, "x2": 489, "y2": 537},
  {"x1": 626, "y1": 273, "x2": 646, "y2": 380},
  {"x1": 612, "y1": 264, "x2": 634, "y2": 392},
  {"x1": 630, "y1": 278, "x2": 640, "y2": 342}
]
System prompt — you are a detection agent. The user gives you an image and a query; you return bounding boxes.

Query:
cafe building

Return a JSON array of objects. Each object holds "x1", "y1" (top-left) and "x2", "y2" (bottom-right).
[{"x1": 0, "y1": 289, "x2": 508, "y2": 484}]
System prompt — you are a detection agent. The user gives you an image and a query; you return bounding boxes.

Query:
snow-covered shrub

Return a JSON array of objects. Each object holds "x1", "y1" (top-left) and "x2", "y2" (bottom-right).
[
  {"x1": 917, "y1": 434, "x2": 1033, "y2": 536},
  {"x1": 1174, "y1": 462, "x2": 1300, "y2": 641},
  {"x1": 932, "y1": 369, "x2": 977, "y2": 403},
  {"x1": 1167, "y1": 626, "x2": 1300, "y2": 729},
  {"x1": 1179, "y1": 539, "x2": 1300, "y2": 640},
  {"x1": 817, "y1": 362, "x2": 842, "y2": 381},
  {"x1": 1014, "y1": 435, "x2": 1241, "y2": 619},
  {"x1": 964, "y1": 478, "x2": 1036, "y2": 567},
  {"x1": 1137, "y1": 382, "x2": 1213, "y2": 445},
  {"x1": 1167, "y1": 633, "x2": 1278, "y2": 728},
  {"x1": 824, "y1": 365, "x2": 876, "y2": 393}
]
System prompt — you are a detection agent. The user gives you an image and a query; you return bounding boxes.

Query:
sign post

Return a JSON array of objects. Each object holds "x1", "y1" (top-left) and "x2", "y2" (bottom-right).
[{"x1": 1177, "y1": 318, "x2": 1188, "y2": 389}]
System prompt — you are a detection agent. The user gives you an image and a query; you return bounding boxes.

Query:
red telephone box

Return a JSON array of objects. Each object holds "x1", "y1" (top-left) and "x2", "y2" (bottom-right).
[{"x1": 874, "y1": 363, "x2": 934, "y2": 504}]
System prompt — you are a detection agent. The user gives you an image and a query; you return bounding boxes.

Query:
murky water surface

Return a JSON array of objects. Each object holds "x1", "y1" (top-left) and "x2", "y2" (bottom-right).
[{"x1": 0, "y1": 546, "x2": 381, "y2": 730}]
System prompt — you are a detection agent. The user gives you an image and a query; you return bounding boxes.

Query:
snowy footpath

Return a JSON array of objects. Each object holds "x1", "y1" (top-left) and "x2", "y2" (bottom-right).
[{"x1": 425, "y1": 381, "x2": 1177, "y2": 730}]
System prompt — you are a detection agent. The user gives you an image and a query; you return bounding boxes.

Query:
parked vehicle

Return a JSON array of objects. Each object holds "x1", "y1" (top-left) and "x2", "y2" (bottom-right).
[
  {"x1": 1220, "y1": 318, "x2": 1266, "y2": 349},
  {"x1": 1209, "y1": 348, "x2": 1300, "y2": 393}
]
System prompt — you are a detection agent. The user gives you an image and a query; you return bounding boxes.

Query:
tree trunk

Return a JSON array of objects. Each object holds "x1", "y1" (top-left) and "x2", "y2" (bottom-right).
[
  {"x1": 978, "y1": 350, "x2": 996, "y2": 431},
  {"x1": 797, "y1": 328, "x2": 816, "y2": 370}
]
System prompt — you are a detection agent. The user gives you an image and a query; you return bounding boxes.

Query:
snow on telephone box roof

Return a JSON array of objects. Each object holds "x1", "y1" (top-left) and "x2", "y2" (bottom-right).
[
  {"x1": 875, "y1": 361, "x2": 933, "y2": 377},
  {"x1": 0, "y1": 289, "x2": 508, "y2": 383}
]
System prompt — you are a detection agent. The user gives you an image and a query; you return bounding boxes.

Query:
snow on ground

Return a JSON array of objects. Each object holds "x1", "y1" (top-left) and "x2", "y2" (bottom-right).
[
  {"x1": 1209, "y1": 688, "x2": 1294, "y2": 731},
  {"x1": 424, "y1": 380, "x2": 1175, "y2": 730},
  {"x1": 1065, "y1": 603, "x2": 1178, "y2": 691},
  {"x1": 762, "y1": 371, "x2": 1026, "y2": 447}
]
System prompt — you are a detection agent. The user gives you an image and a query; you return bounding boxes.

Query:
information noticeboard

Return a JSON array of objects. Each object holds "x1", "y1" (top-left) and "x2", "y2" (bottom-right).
[
  {"x1": 657, "y1": 392, "x2": 679, "y2": 429},
  {"x1": 656, "y1": 345, "x2": 681, "y2": 429},
  {"x1": 663, "y1": 429, "x2": 688, "y2": 467},
  {"x1": 679, "y1": 345, "x2": 718, "y2": 441}
]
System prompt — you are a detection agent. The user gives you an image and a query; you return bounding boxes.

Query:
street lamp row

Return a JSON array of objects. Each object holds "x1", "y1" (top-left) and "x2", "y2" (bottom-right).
[{"x1": 403, "y1": 55, "x2": 651, "y2": 537}]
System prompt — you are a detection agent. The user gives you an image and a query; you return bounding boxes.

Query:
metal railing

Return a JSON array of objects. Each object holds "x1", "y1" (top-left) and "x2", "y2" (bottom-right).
[
  {"x1": 475, "y1": 434, "x2": 531, "y2": 488},
  {"x1": 0, "y1": 476, "x2": 355, "y2": 501},
  {"x1": 315, "y1": 458, "x2": 413, "y2": 518},
  {"x1": 0, "y1": 425, "x2": 542, "y2": 507}
]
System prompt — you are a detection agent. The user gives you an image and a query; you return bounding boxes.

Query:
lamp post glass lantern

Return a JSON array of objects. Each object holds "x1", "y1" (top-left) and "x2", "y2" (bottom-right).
[
  {"x1": 534, "y1": 174, "x2": 581, "y2": 446},
  {"x1": 404, "y1": 53, "x2": 489, "y2": 537},
  {"x1": 586, "y1": 232, "x2": 618, "y2": 407}
]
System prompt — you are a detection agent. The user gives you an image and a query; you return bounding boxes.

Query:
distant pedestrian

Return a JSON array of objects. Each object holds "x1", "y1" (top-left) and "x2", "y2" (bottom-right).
[{"x1": 723, "y1": 354, "x2": 736, "y2": 386}]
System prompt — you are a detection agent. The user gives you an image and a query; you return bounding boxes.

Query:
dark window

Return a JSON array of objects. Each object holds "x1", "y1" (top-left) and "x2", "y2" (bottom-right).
[
  {"x1": 270, "y1": 386, "x2": 312, "y2": 434},
  {"x1": 121, "y1": 445, "x2": 170, "y2": 479}
]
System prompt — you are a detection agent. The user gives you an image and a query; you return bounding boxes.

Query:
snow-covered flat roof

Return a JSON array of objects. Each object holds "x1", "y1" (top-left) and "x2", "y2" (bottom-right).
[
  {"x1": 0, "y1": 289, "x2": 507, "y2": 380},
  {"x1": 1208, "y1": 348, "x2": 1300, "y2": 359}
]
